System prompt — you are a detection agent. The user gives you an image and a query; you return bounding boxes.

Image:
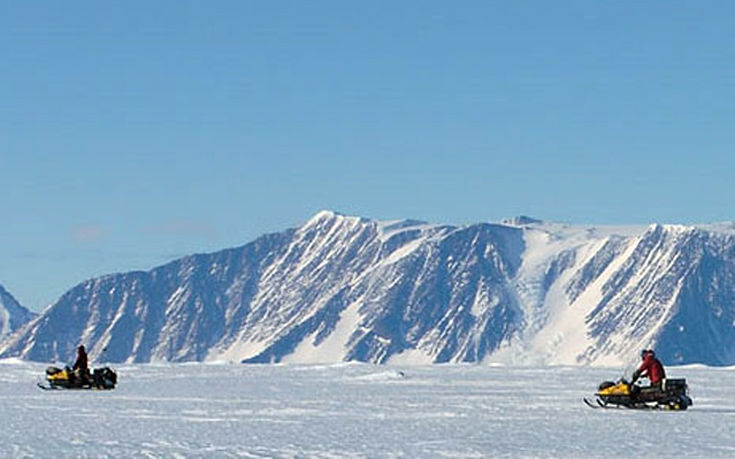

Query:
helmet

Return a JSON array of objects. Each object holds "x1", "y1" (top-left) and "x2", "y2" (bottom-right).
[
  {"x1": 78, "y1": 345, "x2": 86, "y2": 352},
  {"x1": 640, "y1": 349, "x2": 649, "y2": 358}
]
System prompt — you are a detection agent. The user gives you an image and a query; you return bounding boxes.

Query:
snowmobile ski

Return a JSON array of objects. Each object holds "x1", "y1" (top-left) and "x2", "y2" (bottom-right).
[
  {"x1": 583, "y1": 397, "x2": 614, "y2": 409},
  {"x1": 583, "y1": 398, "x2": 600, "y2": 408}
]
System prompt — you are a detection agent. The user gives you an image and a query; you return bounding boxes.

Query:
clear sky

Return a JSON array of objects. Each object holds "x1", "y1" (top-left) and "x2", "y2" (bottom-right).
[{"x1": 2, "y1": 1, "x2": 735, "y2": 310}]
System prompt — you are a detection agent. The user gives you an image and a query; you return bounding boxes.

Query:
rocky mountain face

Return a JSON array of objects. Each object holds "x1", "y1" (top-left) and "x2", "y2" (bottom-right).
[
  {"x1": 2, "y1": 211, "x2": 735, "y2": 366},
  {"x1": 0, "y1": 285, "x2": 35, "y2": 338}
]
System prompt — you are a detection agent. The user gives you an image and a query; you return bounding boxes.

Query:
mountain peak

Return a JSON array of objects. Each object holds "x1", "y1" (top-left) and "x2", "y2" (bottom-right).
[
  {"x1": 502, "y1": 215, "x2": 543, "y2": 226},
  {"x1": 304, "y1": 210, "x2": 353, "y2": 225},
  {"x1": 303, "y1": 210, "x2": 374, "y2": 231},
  {"x1": 0, "y1": 284, "x2": 36, "y2": 337},
  {"x1": 311, "y1": 209, "x2": 342, "y2": 220}
]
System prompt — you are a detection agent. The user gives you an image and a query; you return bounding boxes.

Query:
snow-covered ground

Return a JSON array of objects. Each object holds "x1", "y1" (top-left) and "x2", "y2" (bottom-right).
[{"x1": 1, "y1": 360, "x2": 734, "y2": 457}]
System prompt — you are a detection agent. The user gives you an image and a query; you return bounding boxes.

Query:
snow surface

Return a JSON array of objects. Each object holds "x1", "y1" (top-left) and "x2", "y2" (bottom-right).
[{"x1": 3, "y1": 361, "x2": 735, "y2": 457}]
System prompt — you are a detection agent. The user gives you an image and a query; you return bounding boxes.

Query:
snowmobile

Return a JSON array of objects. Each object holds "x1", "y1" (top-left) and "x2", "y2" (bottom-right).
[
  {"x1": 38, "y1": 366, "x2": 118, "y2": 390},
  {"x1": 584, "y1": 378, "x2": 692, "y2": 410}
]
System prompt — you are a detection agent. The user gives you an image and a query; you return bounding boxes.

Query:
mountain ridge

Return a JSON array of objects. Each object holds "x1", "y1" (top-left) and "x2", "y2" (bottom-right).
[{"x1": 2, "y1": 211, "x2": 735, "y2": 366}]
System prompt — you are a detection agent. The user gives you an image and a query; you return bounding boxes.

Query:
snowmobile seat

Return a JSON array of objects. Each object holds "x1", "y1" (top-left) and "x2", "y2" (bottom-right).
[{"x1": 637, "y1": 386, "x2": 664, "y2": 402}]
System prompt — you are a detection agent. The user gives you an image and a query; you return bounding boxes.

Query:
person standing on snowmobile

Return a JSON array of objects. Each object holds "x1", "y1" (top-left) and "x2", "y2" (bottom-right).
[
  {"x1": 73, "y1": 345, "x2": 90, "y2": 384},
  {"x1": 631, "y1": 349, "x2": 666, "y2": 389}
]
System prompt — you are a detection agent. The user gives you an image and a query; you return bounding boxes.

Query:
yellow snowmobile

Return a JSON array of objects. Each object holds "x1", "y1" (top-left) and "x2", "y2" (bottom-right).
[
  {"x1": 584, "y1": 378, "x2": 692, "y2": 410},
  {"x1": 38, "y1": 366, "x2": 117, "y2": 390}
]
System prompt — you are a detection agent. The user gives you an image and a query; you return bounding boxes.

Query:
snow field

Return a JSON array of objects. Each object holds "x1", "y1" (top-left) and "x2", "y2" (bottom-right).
[{"x1": 1, "y1": 361, "x2": 734, "y2": 457}]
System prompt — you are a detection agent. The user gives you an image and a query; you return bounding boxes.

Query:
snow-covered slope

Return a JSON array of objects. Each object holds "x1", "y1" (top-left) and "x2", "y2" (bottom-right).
[
  {"x1": 498, "y1": 222, "x2": 735, "y2": 366},
  {"x1": 3, "y1": 211, "x2": 735, "y2": 366},
  {"x1": 0, "y1": 284, "x2": 35, "y2": 338}
]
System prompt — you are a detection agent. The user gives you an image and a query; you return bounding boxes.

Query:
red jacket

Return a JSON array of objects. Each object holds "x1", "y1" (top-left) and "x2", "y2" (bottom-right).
[{"x1": 637, "y1": 353, "x2": 665, "y2": 384}]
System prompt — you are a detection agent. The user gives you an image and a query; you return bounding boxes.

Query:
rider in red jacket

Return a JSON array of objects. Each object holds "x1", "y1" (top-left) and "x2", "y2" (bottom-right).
[{"x1": 632, "y1": 349, "x2": 666, "y2": 388}]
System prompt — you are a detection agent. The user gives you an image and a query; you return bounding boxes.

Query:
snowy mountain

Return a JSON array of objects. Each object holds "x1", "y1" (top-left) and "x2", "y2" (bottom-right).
[
  {"x1": 0, "y1": 284, "x2": 36, "y2": 338},
  {"x1": 3, "y1": 211, "x2": 735, "y2": 366}
]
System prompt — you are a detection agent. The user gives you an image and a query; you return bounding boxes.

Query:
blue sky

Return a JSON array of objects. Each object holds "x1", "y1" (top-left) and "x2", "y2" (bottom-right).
[{"x1": 2, "y1": 1, "x2": 735, "y2": 310}]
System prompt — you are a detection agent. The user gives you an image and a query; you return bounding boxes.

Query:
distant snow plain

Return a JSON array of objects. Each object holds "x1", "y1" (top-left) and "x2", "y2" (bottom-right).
[{"x1": 1, "y1": 360, "x2": 733, "y2": 458}]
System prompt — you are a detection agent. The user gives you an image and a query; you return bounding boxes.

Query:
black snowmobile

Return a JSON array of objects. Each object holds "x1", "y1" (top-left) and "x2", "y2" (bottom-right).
[
  {"x1": 584, "y1": 377, "x2": 692, "y2": 410},
  {"x1": 38, "y1": 366, "x2": 118, "y2": 391}
]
